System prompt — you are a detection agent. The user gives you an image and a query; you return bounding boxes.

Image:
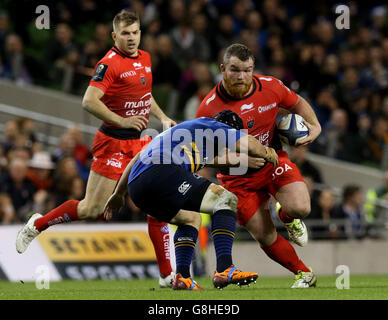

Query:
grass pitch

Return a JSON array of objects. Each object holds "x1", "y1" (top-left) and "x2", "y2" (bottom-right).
[{"x1": 1, "y1": 275, "x2": 388, "y2": 300}]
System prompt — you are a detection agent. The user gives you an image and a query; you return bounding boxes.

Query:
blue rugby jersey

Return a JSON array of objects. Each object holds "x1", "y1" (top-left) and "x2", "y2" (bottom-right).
[{"x1": 128, "y1": 117, "x2": 245, "y2": 183}]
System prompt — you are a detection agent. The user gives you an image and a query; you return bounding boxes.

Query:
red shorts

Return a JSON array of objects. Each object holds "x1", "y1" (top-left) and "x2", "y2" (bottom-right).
[
  {"x1": 218, "y1": 150, "x2": 304, "y2": 226},
  {"x1": 90, "y1": 130, "x2": 151, "y2": 180}
]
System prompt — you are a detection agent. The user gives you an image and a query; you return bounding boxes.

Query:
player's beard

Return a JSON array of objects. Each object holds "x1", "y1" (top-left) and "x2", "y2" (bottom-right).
[{"x1": 223, "y1": 75, "x2": 253, "y2": 99}]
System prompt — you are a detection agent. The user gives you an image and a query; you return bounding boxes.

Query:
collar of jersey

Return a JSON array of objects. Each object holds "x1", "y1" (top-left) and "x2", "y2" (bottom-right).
[{"x1": 111, "y1": 46, "x2": 140, "y2": 59}]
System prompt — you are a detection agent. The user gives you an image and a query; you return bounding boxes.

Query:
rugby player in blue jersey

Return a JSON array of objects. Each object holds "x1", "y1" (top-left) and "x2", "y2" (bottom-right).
[{"x1": 103, "y1": 110, "x2": 278, "y2": 290}]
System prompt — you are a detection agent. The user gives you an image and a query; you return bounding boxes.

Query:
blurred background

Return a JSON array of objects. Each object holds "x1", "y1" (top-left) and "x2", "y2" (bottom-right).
[{"x1": 0, "y1": 0, "x2": 388, "y2": 243}]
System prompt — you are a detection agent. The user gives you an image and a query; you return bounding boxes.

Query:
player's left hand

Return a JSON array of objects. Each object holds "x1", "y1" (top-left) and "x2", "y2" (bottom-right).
[
  {"x1": 248, "y1": 156, "x2": 266, "y2": 169},
  {"x1": 296, "y1": 121, "x2": 321, "y2": 146},
  {"x1": 103, "y1": 193, "x2": 125, "y2": 220}
]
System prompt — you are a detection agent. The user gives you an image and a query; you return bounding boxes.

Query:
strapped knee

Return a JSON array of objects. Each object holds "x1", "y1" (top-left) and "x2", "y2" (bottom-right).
[{"x1": 200, "y1": 184, "x2": 238, "y2": 214}]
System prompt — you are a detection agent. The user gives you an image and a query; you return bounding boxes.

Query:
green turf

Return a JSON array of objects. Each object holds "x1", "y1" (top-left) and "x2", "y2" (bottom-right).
[{"x1": 0, "y1": 275, "x2": 388, "y2": 300}]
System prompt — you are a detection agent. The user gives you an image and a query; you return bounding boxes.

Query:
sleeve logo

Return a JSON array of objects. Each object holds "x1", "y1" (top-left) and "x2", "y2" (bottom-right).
[{"x1": 92, "y1": 63, "x2": 108, "y2": 81}]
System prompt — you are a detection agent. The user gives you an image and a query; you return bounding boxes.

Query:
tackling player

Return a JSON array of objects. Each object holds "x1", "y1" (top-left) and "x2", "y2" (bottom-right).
[
  {"x1": 16, "y1": 10, "x2": 175, "y2": 287},
  {"x1": 103, "y1": 111, "x2": 278, "y2": 290},
  {"x1": 196, "y1": 44, "x2": 321, "y2": 288}
]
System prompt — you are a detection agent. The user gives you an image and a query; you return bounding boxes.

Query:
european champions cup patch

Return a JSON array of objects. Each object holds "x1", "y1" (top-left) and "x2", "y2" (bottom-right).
[{"x1": 92, "y1": 63, "x2": 108, "y2": 81}]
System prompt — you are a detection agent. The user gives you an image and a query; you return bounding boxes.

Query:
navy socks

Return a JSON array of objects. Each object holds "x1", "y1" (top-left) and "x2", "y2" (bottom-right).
[
  {"x1": 211, "y1": 210, "x2": 236, "y2": 273},
  {"x1": 174, "y1": 225, "x2": 198, "y2": 278}
]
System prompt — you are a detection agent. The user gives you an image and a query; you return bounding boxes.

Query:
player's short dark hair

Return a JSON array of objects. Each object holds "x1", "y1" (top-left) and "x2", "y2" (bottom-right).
[
  {"x1": 223, "y1": 43, "x2": 255, "y2": 65},
  {"x1": 113, "y1": 10, "x2": 140, "y2": 32},
  {"x1": 213, "y1": 110, "x2": 244, "y2": 130}
]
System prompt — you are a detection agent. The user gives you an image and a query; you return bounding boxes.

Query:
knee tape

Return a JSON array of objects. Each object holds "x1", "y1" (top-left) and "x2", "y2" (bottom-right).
[{"x1": 200, "y1": 184, "x2": 238, "y2": 214}]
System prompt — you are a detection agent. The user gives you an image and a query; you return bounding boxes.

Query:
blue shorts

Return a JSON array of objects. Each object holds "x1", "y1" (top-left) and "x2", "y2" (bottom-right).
[{"x1": 128, "y1": 164, "x2": 211, "y2": 222}]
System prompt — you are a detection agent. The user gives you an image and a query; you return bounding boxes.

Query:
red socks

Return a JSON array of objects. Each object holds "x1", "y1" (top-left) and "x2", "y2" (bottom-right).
[
  {"x1": 34, "y1": 200, "x2": 80, "y2": 232},
  {"x1": 147, "y1": 215, "x2": 173, "y2": 277},
  {"x1": 261, "y1": 233, "x2": 310, "y2": 274},
  {"x1": 278, "y1": 208, "x2": 294, "y2": 223}
]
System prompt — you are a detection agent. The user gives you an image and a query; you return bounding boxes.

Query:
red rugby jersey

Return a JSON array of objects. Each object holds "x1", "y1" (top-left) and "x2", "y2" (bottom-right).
[
  {"x1": 89, "y1": 46, "x2": 152, "y2": 128},
  {"x1": 196, "y1": 75, "x2": 298, "y2": 148}
]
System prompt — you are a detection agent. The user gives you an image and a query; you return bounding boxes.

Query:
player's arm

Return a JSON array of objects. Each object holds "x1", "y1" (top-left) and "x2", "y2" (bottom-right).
[
  {"x1": 82, "y1": 86, "x2": 148, "y2": 131},
  {"x1": 287, "y1": 95, "x2": 321, "y2": 146},
  {"x1": 103, "y1": 152, "x2": 141, "y2": 220},
  {"x1": 209, "y1": 151, "x2": 266, "y2": 169},
  {"x1": 149, "y1": 94, "x2": 177, "y2": 128},
  {"x1": 208, "y1": 135, "x2": 278, "y2": 168},
  {"x1": 236, "y1": 135, "x2": 278, "y2": 166}
]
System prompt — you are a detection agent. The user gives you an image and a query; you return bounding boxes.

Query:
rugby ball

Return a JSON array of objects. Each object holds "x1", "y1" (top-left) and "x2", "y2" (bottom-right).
[{"x1": 276, "y1": 113, "x2": 309, "y2": 146}]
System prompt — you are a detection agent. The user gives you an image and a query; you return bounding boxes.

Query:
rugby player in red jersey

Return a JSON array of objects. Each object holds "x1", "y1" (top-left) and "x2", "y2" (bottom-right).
[
  {"x1": 16, "y1": 10, "x2": 175, "y2": 287},
  {"x1": 196, "y1": 44, "x2": 321, "y2": 288}
]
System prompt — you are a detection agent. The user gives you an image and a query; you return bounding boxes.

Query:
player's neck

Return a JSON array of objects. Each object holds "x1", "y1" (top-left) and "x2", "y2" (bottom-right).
[{"x1": 113, "y1": 45, "x2": 138, "y2": 58}]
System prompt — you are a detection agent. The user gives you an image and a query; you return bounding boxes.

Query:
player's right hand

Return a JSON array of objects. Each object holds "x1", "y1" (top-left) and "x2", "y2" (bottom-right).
[
  {"x1": 120, "y1": 115, "x2": 148, "y2": 131},
  {"x1": 103, "y1": 193, "x2": 125, "y2": 220},
  {"x1": 264, "y1": 147, "x2": 278, "y2": 166}
]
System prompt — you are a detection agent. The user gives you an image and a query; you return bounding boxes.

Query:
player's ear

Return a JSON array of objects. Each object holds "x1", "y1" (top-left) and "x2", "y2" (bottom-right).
[
  {"x1": 112, "y1": 31, "x2": 116, "y2": 41},
  {"x1": 220, "y1": 63, "x2": 225, "y2": 72}
]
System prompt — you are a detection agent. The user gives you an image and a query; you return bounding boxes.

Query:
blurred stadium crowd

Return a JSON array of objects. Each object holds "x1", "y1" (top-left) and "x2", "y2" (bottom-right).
[{"x1": 1, "y1": 0, "x2": 388, "y2": 239}]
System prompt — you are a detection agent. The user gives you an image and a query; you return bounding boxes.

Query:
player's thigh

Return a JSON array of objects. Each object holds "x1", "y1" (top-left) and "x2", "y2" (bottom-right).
[
  {"x1": 169, "y1": 210, "x2": 201, "y2": 230},
  {"x1": 78, "y1": 170, "x2": 118, "y2": 219},
  {"x1": 244, "y1": 201, "x2": 277, "y2": 246},
  {"x1": 274, "y1": 181, "x2": 311, "y2": 218}
]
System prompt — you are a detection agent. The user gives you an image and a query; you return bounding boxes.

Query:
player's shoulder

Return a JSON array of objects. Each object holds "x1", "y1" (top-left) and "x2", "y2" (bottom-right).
[
  {"x1": 96, "y1": 47, "x2": 122, "y2": 67},
  {"x1": 254, "y1": 74, "x2": 291, "y2": 95},
  {"x1": 196, "y1": 85, "x2": 219, "y2": 118},
  {"x1": 200, "y1": 85, "x2": 218, "y2": 107},
  {"x1": 254, "y1": 74, "x2": 282, "y2": 88},
  {"x1": 138, "y1": 49, "x2": 150, "y2": 59}
]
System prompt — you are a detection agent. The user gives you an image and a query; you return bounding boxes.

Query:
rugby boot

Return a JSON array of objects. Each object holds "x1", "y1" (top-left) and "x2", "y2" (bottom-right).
[{"x1": 212, "y1": 265, "x2": 258, "y2": 289}]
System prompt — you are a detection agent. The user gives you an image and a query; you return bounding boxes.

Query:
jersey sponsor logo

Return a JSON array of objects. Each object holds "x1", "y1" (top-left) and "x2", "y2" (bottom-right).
[
  {"x1": 272, "y1": 163, "x2": 293, "y2": 180},
  {"x1": 258, "y1": 102, "x2": 277, "y2": 113},
  {"x1": 254, "y1": 130, "x2": 270, "y2": 146},
  {"x1": 133, "y1": 62, "x2": 143, "y2": 69},
  {"x1": 240, "y1": 103, "x2": 254, "y2": 112},
  {"x1": 178, "y1": 181, "x2": 192, "y2": 195},
  {"x1": 205, "y1": 93, "x2": 216, "y2": 105},
  {"x1": 106, "y1": 158, "x2": 122, "y2": 168},
  {"x1": 124, "y1": 92, "x2": 152, "y2": 116},
  {"x1": 92, "y1": 63, "x2": 108, "y2": 82},
  {"x1": 120, "y1": 70, "x2": 136, "y2": 78}
]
